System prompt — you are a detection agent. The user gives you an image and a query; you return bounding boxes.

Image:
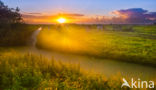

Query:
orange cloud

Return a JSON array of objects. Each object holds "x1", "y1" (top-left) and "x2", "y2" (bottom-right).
[
  {"x1": 22, "y1": 13, "x2": 85, "y2": 24},
  {"x1": 112, "y1": 11, "x2": 128, "y2": 19}
]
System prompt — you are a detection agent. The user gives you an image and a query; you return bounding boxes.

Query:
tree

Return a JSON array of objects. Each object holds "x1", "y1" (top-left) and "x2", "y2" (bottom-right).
[{"x1": 0, "y1": 0, "x2": 22, "y2": 24}]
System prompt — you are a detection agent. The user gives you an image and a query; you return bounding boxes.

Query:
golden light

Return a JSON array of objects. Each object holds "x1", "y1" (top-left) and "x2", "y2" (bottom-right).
[{"x1": 57, "y1": 17, "x2": 66, "y2": 23}]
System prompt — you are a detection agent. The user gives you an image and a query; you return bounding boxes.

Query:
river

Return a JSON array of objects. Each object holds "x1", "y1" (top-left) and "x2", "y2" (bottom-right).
[{"x1": 25, "y1": 27, "x2": 156, "y2": 80}]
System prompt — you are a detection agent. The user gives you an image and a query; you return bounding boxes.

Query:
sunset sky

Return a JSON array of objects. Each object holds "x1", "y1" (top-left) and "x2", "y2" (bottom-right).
[{"x1": 2, "y1": 0, "x2": 156, "y2": 24}]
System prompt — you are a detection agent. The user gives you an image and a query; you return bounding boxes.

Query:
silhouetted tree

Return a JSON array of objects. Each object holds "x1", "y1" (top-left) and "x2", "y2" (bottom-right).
[{"x1": 0, "y1": 0, "x2": 22, "y2": 24}]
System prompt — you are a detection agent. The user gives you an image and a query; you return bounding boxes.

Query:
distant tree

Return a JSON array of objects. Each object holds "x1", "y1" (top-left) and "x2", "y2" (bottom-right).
[
  {"x1": 154, "y1": 22, "x2": 156, "y2": 25},
  {"x1": 0, "y1": 0, "x2": 22, "y2": 24}
]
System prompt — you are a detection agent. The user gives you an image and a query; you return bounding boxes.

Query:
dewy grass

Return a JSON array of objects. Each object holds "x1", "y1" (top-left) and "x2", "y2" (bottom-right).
[{"x1": 0, "y1": 50, "x2": 124, "y2": 90}]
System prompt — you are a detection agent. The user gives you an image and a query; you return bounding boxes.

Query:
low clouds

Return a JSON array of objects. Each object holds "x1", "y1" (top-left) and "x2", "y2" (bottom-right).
[
  {"x1": 22, "y1": 12, "x2": 43, "y2": 15},
  {"x1": 22, "y1": 8, "x2": 156, "y2": 24},
  {"x1": 145, "y1": 12, "x2": 156, "y2": 20},
  {"x1": 113, "y1": 8, "x2": 148, "y2": 17},
  {"x1": 22, "y1": 13, "x2": 85, "y2": 24},
  {"x1": 58, "y1": 13, "x2": 84, "y2": 17}
]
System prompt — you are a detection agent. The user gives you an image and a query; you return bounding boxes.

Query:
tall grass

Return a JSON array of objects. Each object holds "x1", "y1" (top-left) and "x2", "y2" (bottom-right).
[{"x1": 0, "y1": 49, "x2": 123, "y2": 90}]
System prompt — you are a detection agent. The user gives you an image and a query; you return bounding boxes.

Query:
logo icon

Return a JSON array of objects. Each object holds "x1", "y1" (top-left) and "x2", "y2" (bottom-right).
[{"x1": 121, "y1": 78, "x2": 130, "y2": 88}]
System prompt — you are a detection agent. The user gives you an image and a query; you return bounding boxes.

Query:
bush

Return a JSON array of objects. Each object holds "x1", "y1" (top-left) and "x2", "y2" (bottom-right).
[{"x1": 0, "y1": 24, "x2": 38, "y2": 46}]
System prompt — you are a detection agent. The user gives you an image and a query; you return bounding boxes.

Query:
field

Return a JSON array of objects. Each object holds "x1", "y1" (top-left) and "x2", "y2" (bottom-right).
[
  {"x1": 37, "y1": 25, "x2": 156, "y2": 66},
  {"x1": 0, "y1": 24, "x2": 156, "y2": 89}
]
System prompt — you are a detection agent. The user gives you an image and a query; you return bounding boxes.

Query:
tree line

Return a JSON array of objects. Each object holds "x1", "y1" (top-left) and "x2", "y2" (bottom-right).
[{"x1": 0, "y1": 0, "x2": 38, "y2": 46}]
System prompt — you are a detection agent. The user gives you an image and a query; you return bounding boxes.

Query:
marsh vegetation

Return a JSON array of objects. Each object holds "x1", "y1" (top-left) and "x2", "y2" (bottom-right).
[{"x1": 0, "y1": 49, "x2": 124, "y2": 90}]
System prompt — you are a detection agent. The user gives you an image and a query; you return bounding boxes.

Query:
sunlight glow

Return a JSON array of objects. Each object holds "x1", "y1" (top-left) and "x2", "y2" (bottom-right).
[{"x1": 57, "y1": 18, "x2": 66, "y2": 23}]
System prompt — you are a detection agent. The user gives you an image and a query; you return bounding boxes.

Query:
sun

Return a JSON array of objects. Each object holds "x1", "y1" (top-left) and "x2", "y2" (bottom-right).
[{"x1": 57, "y1": 17, "x2": 66, "y2": 23}]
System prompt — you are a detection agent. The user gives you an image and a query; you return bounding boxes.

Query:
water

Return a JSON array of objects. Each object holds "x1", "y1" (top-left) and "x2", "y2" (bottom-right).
[
  {"x1": 31, "y1": 27, "x2": 42, "y2": 47},
  {"x1": 27, "y1": 28, "x2": 156, "y2": 80}
]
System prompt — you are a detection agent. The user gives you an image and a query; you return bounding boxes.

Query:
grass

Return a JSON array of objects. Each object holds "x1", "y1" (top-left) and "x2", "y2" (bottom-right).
[
  {"x1": 36, "y1": 25, "x2": 156, "y2": 67},
  {"x1": 0, "y1": 48, "x2": 123, "y2": 90}
]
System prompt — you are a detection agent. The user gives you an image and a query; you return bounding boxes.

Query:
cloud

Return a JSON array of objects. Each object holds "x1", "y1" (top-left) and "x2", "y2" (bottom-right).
[
  {"x1": 22, "y1": 14, "x2": 54, "y2": 18},
  {"x1": 22, "y1": 13, "x2": 84, "y2": 18},
  {"x1": 22, "y1": 13, "x2": 85, "y2": 24},
  {"x1": 112, "y1": 8, "x2": 156, "y2": 23},
  {"x1": 145, "y1": 12, "x2": 156, "y2": 20},
  {"x1": 58, "y1": 13, "x2": 84, "y2": 17},
  {"x1": 22, "y1": 12, "x2": 42, "y2": 15},
  {"x1": 22, "y1": 14, "x2": 56, "y2": 24}
]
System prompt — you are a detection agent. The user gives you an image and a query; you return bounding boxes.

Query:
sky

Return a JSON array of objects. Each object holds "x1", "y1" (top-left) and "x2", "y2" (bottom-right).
[{"x1": 2, "y1": 0, "x2": 156, "y2": 24}]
